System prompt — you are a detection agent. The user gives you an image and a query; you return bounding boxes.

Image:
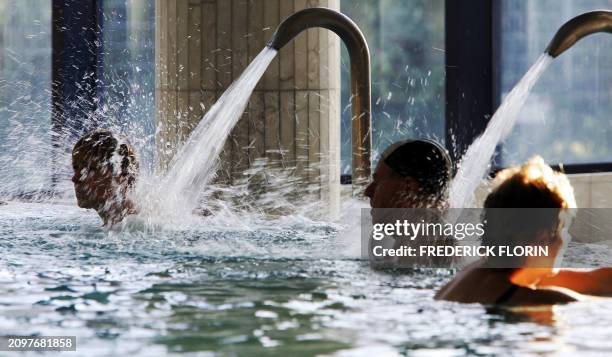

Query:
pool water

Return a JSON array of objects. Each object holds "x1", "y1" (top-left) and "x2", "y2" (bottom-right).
[{"x1": 2, "y1": 202, "x2": 612, "y2": 356}]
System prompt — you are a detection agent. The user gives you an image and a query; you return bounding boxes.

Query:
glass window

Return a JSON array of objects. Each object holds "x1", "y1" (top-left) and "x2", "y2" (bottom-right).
[
  {"x1": 0, "y1": 0, "x2": 52, "y2": 194},
  {"x1": 100, "y1": 0, "x2": 156, "y2": 172},
  {"x1": 340, "y1": 0, "x2": 445, "y2": 174},
  {"x1": 499, "y1": 0, "x2": 612, "y2": 166},
  {"x1": 0, "y1": 0, "x2": 156, "y2": 194}
]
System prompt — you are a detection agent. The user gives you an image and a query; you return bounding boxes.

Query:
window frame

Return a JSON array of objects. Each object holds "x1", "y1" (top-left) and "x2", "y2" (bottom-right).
[
  {"x1": 51, "y1": 0, "x2": 103, "y2": 191},
  {"x1": 444, "y1": 0, "x2": 496, "y2": 168},
  {"x1": 51, "y1": 0, "x2": 103, "y2": 132}
]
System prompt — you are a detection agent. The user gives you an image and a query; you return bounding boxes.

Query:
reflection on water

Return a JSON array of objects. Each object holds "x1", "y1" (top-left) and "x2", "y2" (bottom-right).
[{"x1": 2, "y1": 202, "x2": 612, "y2": 356}]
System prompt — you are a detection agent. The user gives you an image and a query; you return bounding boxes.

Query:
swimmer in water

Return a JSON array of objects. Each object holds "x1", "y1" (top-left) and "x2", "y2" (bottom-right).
[
  {"x1": 435, "y1": 157, "x2": 582, "y2": 304},
  {"x1": 364, "y1": 139, "x2": 452, "y2": 209},
  {"x1": 365, "y1": 139, "x2": 454, "y2": 268},
  {"x1": 71, "y1": 129, "x2": 139, "y2": 226}
]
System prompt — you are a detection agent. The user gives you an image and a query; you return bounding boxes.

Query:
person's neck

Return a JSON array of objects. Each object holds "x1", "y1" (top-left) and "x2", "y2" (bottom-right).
[{"x1": 97, "y1": 199, "x2": 137, "y2": 227}]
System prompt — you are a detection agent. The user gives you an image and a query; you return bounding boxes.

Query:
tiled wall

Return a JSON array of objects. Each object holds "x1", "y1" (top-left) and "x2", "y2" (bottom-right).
[
  {"x1": 155, "y1": 0, "x2": 341, "y2": 191},
  {"x1": 341, "y1": 173, "x2": 612, "y2": 243},
  {"x1": 471, "y1": 173, "x2": 612, "y2": 209},
  {"x1": 343, "y1": 173, "x2": 612, "y2": 208},
  {"x1": 568, "y1": 173, "x2": 612, "y2": 208},
  {"x1": 465, "y1": 173, "x2": 612, "y2": 243}
]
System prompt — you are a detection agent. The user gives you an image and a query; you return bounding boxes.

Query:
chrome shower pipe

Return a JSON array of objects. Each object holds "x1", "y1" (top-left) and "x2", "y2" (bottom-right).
[
  {"x1": 267, "y1": 7, "x2": 372, "y2": 188},
  {"x1": 546, "y1": 10, "x2": 612, "y2": 58}
]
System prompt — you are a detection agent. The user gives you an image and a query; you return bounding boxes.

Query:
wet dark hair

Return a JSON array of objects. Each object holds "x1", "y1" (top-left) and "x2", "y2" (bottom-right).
[
  {"x1": 381, "y1": 139, "x2": 452, "y2": 196},
  {"x1": 72, "y1": 129, "x2": 139, "y2": 187}
]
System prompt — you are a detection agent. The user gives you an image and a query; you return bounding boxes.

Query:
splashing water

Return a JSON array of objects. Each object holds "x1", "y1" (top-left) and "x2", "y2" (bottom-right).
[
  {"x1": 448, "y1": 54, "x2": 553, "y2": 208},
  {"x1": 140, "y1": 48, "x2": 278, "y2": 218}
]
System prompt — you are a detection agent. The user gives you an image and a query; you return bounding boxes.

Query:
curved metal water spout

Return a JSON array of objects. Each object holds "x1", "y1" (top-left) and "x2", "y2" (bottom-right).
[
  {"x1": 267, "y1": 7, "x2": 372, "y2": 188},
  {"x1": 546, "y1": 10, "x2": 612, "y2": 58}
]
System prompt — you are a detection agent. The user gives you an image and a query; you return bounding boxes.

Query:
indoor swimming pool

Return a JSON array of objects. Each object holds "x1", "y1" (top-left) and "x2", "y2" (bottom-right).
[{"x1": 1, "y1": 0, "x2": 612, "y2": 356}]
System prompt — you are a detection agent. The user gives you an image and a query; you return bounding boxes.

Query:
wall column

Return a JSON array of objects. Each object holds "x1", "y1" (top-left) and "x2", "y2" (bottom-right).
[{"x1": 156, "y1": 0, "x2": 341, "y2": 213}]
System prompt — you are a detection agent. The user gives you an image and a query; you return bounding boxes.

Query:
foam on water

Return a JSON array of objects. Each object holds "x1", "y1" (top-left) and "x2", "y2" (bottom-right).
[{"x1": 448, "y1": 54, "x2": 553, "y2": 208}]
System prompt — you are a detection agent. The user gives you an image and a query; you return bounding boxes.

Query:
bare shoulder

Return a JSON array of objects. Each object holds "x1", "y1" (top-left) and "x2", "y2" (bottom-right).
[
  {"x1": 434, "y1": 278, "x2": 452, "y2": 299},
  {"x1": 434, "y1": 265, "x2": 486, "y2": 301}
]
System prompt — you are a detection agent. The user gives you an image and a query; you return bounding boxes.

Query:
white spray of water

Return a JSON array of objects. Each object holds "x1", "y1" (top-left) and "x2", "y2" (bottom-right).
[
  {"x1": 140, "y1": 48, "x2": 278, "y2": 219},
  {"x1": 448, "y1": 54, "x2": 553, "y2": 208}
]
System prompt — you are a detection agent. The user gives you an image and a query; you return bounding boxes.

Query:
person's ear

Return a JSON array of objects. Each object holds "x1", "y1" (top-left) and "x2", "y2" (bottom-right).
[
  {"x1": 114, "y1": 172, "x2": 136, "y2": 190},
  {"x1": 394, "y1": 177, "x2": 421, "y2": 201},
  {"x1": 402, "y1": 176, "x2": 420, "y2": 191},
  {"x1": 535, "y1": 229, "x2": 557, "y2": 246},
  {"x1": 115, "y1": 174, "x2": 128, "y2": 184}
]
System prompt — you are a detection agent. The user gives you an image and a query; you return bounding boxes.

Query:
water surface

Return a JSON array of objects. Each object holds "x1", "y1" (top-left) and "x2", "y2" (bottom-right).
[{"x1": 2, "y1": 202, "x2": 612, "y2": 356}]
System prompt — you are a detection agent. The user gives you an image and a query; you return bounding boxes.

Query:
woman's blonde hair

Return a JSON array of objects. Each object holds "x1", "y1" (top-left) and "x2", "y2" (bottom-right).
[
  {"x1": 485, "y1": 156, "x2": 576, "y2": 209},
  {"x1": 481, "y1": 156, "x2": 576, "y2": 262}
]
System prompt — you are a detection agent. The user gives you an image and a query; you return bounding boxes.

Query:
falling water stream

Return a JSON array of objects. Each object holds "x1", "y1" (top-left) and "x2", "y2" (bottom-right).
[
  {"x1": 448, "y1": 54, "x2": 554, "y2": 208},
  {"x1": 138, "y1": 48, "x2": 278, "y2": 219},
  {"x1": 147, "y1": 48, "x2": 555, "y2": 214}
]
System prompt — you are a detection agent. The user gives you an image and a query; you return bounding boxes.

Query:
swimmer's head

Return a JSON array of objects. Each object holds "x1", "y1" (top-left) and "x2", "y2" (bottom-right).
[
  {"x1": 365, "y1": 139, "x2": 452, "y2": 208},
  {"x1": 71, "y1": 129, "x2": 139, "y2": 211},
  {"x1": 482, "y1": 156, "x2": 576, "y2": 268},
  {"x1": 484, "y1": 156, "x2": 575, "y2": 210}
]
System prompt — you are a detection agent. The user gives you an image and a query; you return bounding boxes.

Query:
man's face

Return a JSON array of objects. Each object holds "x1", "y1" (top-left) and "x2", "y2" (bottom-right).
[
  {"x1": 71, "y1": 151, "x2": 115, "y2": 209},
  {"x1": 364, "y1": 161, "x2": 420, "y2": 208}
]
